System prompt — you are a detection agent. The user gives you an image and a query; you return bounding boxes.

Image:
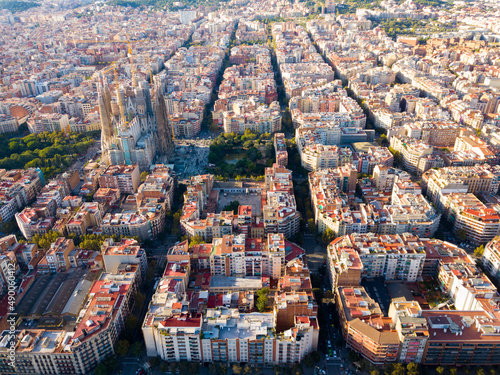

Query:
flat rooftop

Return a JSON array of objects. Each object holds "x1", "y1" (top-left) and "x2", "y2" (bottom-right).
[{"x1": 209, "y1": 276, "x2": 262, "y2": 290}]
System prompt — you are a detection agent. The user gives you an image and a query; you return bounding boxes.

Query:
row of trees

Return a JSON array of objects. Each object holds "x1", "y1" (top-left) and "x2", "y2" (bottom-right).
[
  {"x1": 159, "y1": 182, "x2": 187, "y2": 240},
  {"x1": 31, "y1": 231, "x2": 139, "y2": 251},
  {"x1": 256, "y1": 287, "x2": 269, "y2": 312},
  {"x1": 377, "y1": 17, "x2": 454, "y2": 39},
  {"x1": 370, "y1": 363, "x2": 494, "y2": 375},
  {"x1": 109, "y1": 0, "x2": 230, "y2": 11},
  {"x1": 149, "y1": 358, "x2": 201, "y2": 374},
  {"x1": 0, "y1": 131, "x2": 97, "y2": 178}
]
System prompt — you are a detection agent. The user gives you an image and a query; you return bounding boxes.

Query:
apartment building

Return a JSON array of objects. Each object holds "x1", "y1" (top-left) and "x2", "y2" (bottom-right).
[
  {"x1": 0, "y1": 168, "x2": 44, "y2": 222},
  {"x1": 372, "y1": 165, "x2": 411, "y2": 192},
  {"x1": 0, "y1": 245, "x2": 18, "y2": 296},
  {"x1": 0, "y1": 114, "x2": 18, "y2": 134},
  {"x1": 66, "y1": 202, "x2": 102, "y2": 236},
  {"x1": 143, "y1": 243, "x2": 318, "y2": 366},
  {"x1": 181, "y1": 174, "x2": 214, "y2": 233},
  {"x1": 446, "y1": 194, "x2": 500, "y2": 244},
  {"x1": 299, "y1": 143, "x2": 353, "y2": 172},
  {"x1": 481, "y1": 236, "x2": 500, "y2": 281},
  {"x1": 422, "y1": 165, "x2": 500, "y2": 210},
  {"x1": 137, "y1": 165, "x2": 176, "y2": 212},
  {"x1": 311, "y1": 169, "x2": 439, "y2": 238},
  {"x1": 421, "y1": 311, "x2": 500, "y2": 366},
  {"x1": 0, "y1": 244, "x2": 145, "y2": 375},
  {"x1": 336, "y1": 287, "x2": 399, "y2": 365},
  {"x1": 27, "y1": 113, "x2": 70, "y2": 134},
  {"x1": 389, "y1": 135, "x2": 433, "y2": 174},
  {"x1": 327, "y1": 239, "x2": 363, "y2": 287},
  {"x1": 273, "y1": 289, "x2": 318, "y2": 332},
  {"x1": 263, "y1": 165, "x2": 300, "y2": 238},
  {"x1": 181, "y1": 212, "x2": 234, "y2": 241},
  {"x1": 144, "y1": 307, "x2": 317, "y2": 365},
  {"x1": 93, "y1": 188, "x2": 120, "y2": 208},
  {"x1": 40, "y1": 237, "x2": 75, "y2": 273},
  {"x1": 328, "y1": 234, "x2": 426, "y2": 288},
  {"x1": 101, "y1": 205, "x2": 165, "y2": 241},
  {"x1": 15, "y1": 208, "x2": 55, "y2": 240},
  {"x1": 99, "y1": 165, "x2": 141, "y2": 195},
  {"x1": 454, "y1": 133, "x2": 497, "y2": 164},
  {"x1": 354, "y1": 147, "x2": 394, "y2": 175},
  {"x1": 207, "y1": 233, "x2": 286, "y2": 278},
  {"x1": 388, "y1": 301, "x2": 429, "y2": 364},
  {"x1": 274, "y1": 133, "x2": 288, "y2": 167},
  {"x1": 222, "y1": 102, "x2": 281, "y2": 134},
  {"x1": 402, "y1": 121, "x2": 461, "y2": 147}
]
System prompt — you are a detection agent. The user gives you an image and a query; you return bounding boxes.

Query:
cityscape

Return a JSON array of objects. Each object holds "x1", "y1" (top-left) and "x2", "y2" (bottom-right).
[{"x1": 0, "y1": 0, "x2": 500, "y2": 375}]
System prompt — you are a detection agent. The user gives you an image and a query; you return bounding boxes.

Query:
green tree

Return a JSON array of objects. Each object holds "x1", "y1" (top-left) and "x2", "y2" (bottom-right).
[
  {"x1": 159, "y1": 360, "x2": 169, "y2": 372},
  {"x1": 256, "y1": 287, "x2": 269, "y2": 312},
  {"x1": 307, "y1": 218, "x2": 316, "y2": 234},
  {"x1": 115, "y1": 340, "x2": 130, "y2": 357},
  {"x1": 33, "y1": 231, "x2": 61, "y2": 249},
  {"x1": 436, "y1": 367, "x2": 445, "y2": 375},
  {"x1": 209, "y1": 363, "x2": 218, "y2": 374},
  {"x1": 321, "y1": 228, "x2": 335, "y2": 245},
  {"x1": 388, "y1": 147, "x2": 403, "y2": 167},
  {"x1": 0, "y1": 220, "x2": 19, "y2": 235},
  {"x1": 140, "y1": 171, "x2": 149, "y2": 182},
  {"x1": 150, "y1": 356, "x2": 160, "y2": 368},
  {"x1": 125, "y1": 315, "x2": 138, "y2": 336},
  {"x1": 391, "y1": 363, "x2": 406, "y2": 375},
  {"x1": 449, "y1": 368, "x2": 458, "y2": 375},
  {"x1": 171, "y1": 211, "x2": 181, "y2": 236},
  {"x1": 223, "y1": 200, "x2": 240, "y2": 214},
  {"x1": 129, "y1": 341, "x2": 143, "y2": 357},
  {"x1": 474, "y1": 245, "x2": 485, "y2": 257},
  {"x1": 94, "y1": 363, "x2": 108, "y2": 375},
  {"x1": 456, "y1": 229, "x2": 467, "y2": 242},
  {"x1": 233, "y1": 364, "x2": 243, "y2": 374},
  {"x1": 189, "y1": 235, "x2": 205, "y2": 246},
  {"x1": 291, "y1": 363, "x2": 303, "y2": 375},
  {"x1": 135, "y1": 292, "x2": 146, "y2": 311},
  {"x1": 188, "y1": 362, "x2": 200, "y2": 373},
  {"x1": 476, "y1": 368, "x2": 485, "y2": 375},
  {"x1": 406, "y1": 362, "x2": 419, "y2": 375}
]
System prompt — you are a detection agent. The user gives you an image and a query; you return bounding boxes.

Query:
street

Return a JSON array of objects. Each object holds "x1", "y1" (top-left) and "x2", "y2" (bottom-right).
[
  {"x1": 70, "y1": 139, "x2": 101, "y2": 176},
  {"x1": 170, "y1": 139, "x2": 211, "y2": 179}
]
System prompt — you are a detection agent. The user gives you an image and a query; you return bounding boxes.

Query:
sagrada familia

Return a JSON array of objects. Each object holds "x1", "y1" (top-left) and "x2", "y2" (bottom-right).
[{"x1": 98, "y1": 75, "x2": 174, "y2": 171}]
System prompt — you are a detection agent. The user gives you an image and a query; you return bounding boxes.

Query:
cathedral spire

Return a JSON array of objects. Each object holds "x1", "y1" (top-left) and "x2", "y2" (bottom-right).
[
  {"x1": 98, "y1": 81, "x2": 114, "y2": 149},
  {"x1": 153, "y1": 83, "x2": 174, "y2": 159}
]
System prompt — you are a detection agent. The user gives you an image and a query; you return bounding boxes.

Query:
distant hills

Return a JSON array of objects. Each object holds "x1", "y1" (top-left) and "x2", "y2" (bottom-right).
[{"x1": 0, "y1": 1, "x2": 41, "y2": 13}]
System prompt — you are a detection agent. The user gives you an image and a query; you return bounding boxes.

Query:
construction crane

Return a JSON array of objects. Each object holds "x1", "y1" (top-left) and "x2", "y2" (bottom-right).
[
  {"x1": 67, "y1": 36, "x2": 149, "y2": 87},
  {"x1": 99, "y1": 63, "x2": 126, "y2": 125},
  {"x1": 126, "y1": 34, "x2": 137, "y2": 87}
]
